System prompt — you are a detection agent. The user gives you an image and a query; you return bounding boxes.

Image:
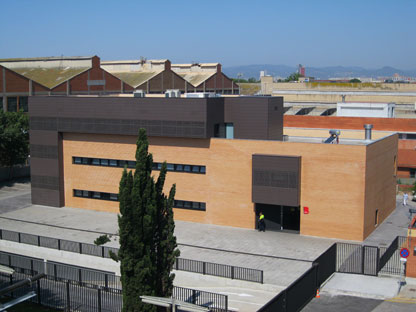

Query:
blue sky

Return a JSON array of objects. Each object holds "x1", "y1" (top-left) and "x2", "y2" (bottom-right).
[{"x1": 1, "y1": 0, "x2": 414, "y2": 69}]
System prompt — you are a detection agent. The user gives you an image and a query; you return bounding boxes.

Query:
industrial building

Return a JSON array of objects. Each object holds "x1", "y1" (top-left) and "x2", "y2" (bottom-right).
[
  {"x1": 29, "y1": 95, "x2": 397, "y2": 241},
  {"x1": 0, "y1": 56, "x2": 124, "y2": 111}
]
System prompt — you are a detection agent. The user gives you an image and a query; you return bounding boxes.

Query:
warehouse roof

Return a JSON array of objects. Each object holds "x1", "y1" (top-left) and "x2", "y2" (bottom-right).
[
  {"x1": 175, "y1": 72, "x2": 216, "y2": 87},
  {"x1": 11, "y1": 67, "x2": 90, "y2": 89},
  {"x1": 109, "y1": 71, "x2": 162, "y2": 88},
  {"x1": 0, "y1": 56, "x2": 95, "y2": 62}
]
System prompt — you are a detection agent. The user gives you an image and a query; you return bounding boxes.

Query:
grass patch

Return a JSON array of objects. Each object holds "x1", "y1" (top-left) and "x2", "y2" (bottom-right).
[{"x1": 238, "y1": 83, "x2": 261, "y2": 95}]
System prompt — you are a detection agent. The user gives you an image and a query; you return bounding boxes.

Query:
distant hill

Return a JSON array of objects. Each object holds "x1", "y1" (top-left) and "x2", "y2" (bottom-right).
[{"x1": 223, "y1": 65, "x2": 416, "y2": 80}]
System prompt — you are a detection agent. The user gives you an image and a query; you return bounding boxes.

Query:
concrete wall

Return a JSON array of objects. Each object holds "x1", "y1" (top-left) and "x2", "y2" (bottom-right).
[{"x1": 61, "y1": 133, "x2": 396, "y2": 241}]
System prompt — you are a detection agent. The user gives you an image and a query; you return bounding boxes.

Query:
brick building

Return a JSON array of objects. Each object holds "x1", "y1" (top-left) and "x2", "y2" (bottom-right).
[
  {"x1": 0, "y1": 56, "x2": 124, "y2": 111},
  {"x1": 29, "y1": 96, "x2": 397, "y2": 241}
]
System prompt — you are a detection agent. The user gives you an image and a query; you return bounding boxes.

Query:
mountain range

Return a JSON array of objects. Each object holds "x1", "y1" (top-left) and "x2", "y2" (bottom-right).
[{"x1": 222, "y1": 65, "x2": 416, "y2": 80}]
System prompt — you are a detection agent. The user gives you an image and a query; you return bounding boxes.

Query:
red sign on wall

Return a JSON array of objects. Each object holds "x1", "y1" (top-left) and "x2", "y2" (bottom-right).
[{"x1": 304, "y1": 207, "x2": 309, "y2": 214}]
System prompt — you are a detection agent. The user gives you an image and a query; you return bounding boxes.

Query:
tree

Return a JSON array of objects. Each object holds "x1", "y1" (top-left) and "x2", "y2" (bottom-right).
[
  {"x1": 284, "y1": 72, "x2": 301, "y2": 82},
  {"x1": 117, "y1": 129, "x2": 179, "y2": 311},
  {"x1": 0, "y1": 110, "x2": 29, "y2": 179},
  {"x1": 349, "y1": 78, "x2": 361, "y2": 83}
]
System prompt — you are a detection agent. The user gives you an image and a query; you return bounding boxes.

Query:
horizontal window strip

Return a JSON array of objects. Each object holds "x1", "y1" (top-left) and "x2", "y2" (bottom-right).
[
  {"x1": 173, "y1": 200, "x2": 206, "y2": 211},
  {"x1": 73, "y1": 189, "x2": 118, "y2": 202},
  {"x1": 73, "y1": 188, "x2": 205, "y2": 211},
  {"x1": 72, "y1": 156, "x2": 206, "y2": 174}
]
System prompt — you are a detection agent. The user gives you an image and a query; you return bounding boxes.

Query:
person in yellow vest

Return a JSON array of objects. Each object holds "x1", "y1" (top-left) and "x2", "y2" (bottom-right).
[{"x1": 259, "y1": 212, "x2": 266, "y2": 232}]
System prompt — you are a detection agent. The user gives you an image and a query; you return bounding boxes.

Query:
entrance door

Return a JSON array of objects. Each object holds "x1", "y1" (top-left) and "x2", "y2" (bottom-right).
[{"x1": 255, "y1": 204, "x2": 300, "y2": 233}]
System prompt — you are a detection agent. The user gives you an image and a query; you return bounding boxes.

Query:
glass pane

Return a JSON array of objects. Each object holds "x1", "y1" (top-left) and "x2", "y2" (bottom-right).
[
  {"x1": 200, "y1": 166, "x2": 206, "y2": 174},
  {"x1": 7, "y1": 97, "x2": 17, "y2": 112},
  {"x1": 93, "y1": 192, "x2": 101, "y2": 199},
  {"x1": 109, "y1": 159, "x2": 118, "y2": 167},
  {"x1": 110, "y1": 194, "x2": 118, "y2": 201},
  {"x1": 100, "y1": 159, "x2": 109, "y2": 166},
  {"x1": 74, "y1": 190, "x2": 82, "y2": 197},
  {"x1": 192, "y1": 202, "x2": 199, "y2": 209},
  {"x1": 192, "y1": 166, "x2": 199, "y2": 173},
  {"x1": 184, "y1": 165, "x2": 191, "y2": 172},
  {"x1": 92, "y1": 158, "x2": 100, "y2": 165},
  {"x1": 74, "y1": 157, "x2": 82, "y2": 164},
  {"x1": 127, "y1": 161, "x2": 135, "y2": 169},
  {"x1": 157, "y1": 163, "x2": 162, "y2": 170},
  {"x1": 19, "y1": 97, "x2": 28, "y2": 112},
  {"x1": 184, "y1": 201, "x2": 191, "y2": 208},
  {"x1": 119, "y1": 160, "x2": 127, "y2": 168},
  {"x1": 176, "y1": 164, "x2": 183, "y2": 171},
  {"x1": 82, "y1": 158, "x2": 89, "y2": 164},
  {"x1": 82, "y1": 191, "x2": 89, "y2": 197},
  {"x1": 167, "y1": 164, "x2": 174, "y2": 171},
  {"x1": 200, "y1": 203, "x2": 206, "y2": 210}
]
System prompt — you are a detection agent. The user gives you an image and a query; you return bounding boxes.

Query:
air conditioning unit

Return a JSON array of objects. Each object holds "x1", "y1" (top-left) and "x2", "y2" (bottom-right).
[
  {"x1": 133, "y1": 90, "x2": 146, "y2": 98},
  {"x1": 165, "y1": 89, "x2": 181, "y2": 98},
  {"x1": 184, "y1": 92, "x2": 218, "y2": 98}
]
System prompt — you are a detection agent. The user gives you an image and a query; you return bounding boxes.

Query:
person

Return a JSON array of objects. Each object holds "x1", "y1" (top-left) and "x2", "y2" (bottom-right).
[
  {"x1": 259, "y1": 212, "x2": 266, "y2": 232},
  {"x1": 403, "y1": 193, "x2": 408, "y2": 206}
]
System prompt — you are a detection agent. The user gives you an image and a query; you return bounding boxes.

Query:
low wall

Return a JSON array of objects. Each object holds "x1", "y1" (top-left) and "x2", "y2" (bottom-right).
[{"x1": 0, "y1": 165, "x2": 30, "y2": 182}]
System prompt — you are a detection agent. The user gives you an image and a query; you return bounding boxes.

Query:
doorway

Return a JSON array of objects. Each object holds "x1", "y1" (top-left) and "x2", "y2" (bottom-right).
[{"x1": 255, "y1": 203, "x2": 300, "y2": 233}]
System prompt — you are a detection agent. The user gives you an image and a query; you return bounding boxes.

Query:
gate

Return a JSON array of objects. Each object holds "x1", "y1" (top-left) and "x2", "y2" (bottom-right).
[{"x1": 336, "y1": 243, "x2": 378, "y2": 276}]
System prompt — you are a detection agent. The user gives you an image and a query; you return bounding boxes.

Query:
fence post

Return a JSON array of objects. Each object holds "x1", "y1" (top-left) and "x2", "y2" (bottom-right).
[
  {"x1": 30, "y1": 259, "x2": 34, "y2": 276},
  {"x1": 260, "y1": 270, "x2": 264, "y2": 284},
  {"x1": 37, "y1": 279, "x2": 41, "y2": 304},
  {"x1": 192, "y1": 289, "x2": 196, "y2": 304},
  {"x1": 105, "y1": 274, "x2": 109, "y2": 290},
  {"x1": 203, "y1": 262, "x2": 206, "y2": 275},
  {"x1": 9, "y1": 274, "x2": 13, "y2": 297},
  {"x1": 79, "y1": 242, "x2": 83, "y2": 254},
  {"x1": 361, "y1": 246, "x2": 366, "y2": 274},
  {"x1": 37, "y1": 235, "x2": 41, "y2": 247},
  {"x1": 376, "y1": 247, "x2": 380, "y2": 275},
  {"x1": 66, "y1": 281, "x2": 71, "y2": 311},
  {"x1": 97, "y1": 287, "x2": 102, "y2": 312},
  {"x1": 8, "y1": 255, "x2": 11, "y2": 267},
  {"x1": 54, "y1": 264, "x2": 57, "y2": 281},
  {"x1": 231, "y1": 266, "x2": 234, "y2": 280},
  {"x1": 102, "y1": 246, "x2": 105, "y2": 258},
  {"x1": 58, "y1": 239, "x2": 61, "y2": 250},
  {"x1": 79, "y1": 268, "x2": 82, "y2": 284},
  {"x1": 0, "y1": 229, "x2": 2, "y2": 239},
  {"x1": 18, "y1": 232, "x2": 21, "y2": 243}
]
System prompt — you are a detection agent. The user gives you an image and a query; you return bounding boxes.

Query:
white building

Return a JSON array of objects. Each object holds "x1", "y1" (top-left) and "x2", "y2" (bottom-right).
[{"x1": 337, "y1": 102, "x2": 396, "y2": 118}]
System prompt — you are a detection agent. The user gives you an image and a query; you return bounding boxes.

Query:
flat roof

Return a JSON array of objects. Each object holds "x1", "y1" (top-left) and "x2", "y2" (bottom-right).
[{"x1": 286, "y1": 135, "x2": 389, "y2": 146}]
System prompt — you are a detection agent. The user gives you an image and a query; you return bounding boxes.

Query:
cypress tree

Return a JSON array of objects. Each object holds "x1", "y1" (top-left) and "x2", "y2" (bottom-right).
[{"x1": 117, "y1": 129, "x2": 179, "y2": 312}]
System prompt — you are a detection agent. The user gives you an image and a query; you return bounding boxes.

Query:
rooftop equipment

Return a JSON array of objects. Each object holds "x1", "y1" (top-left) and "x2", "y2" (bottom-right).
[
  {"x1": 184, "y1": 92, "x2": 218, "y2": 98},
  {"x1": 324, "y1": 129, "x2": 341, "y2": 144},
  {"x1": 364, "y1": 124, "x2": 373, "y2": 141},
  {"x1": 165, "y1": 89, "x2": 181, "y2": 98},
  {"x1": 133, "y1": 90, "x2": 146, "y2": 98}
]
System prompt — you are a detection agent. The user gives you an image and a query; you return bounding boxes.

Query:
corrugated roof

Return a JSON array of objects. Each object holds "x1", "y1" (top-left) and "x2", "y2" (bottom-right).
[
  {"x1": 110, "y1": 71, "x2": 162, "y2": 88},
  {"x1": 0, "y1": 56, "x2": 94, "y2": 62},
  {"x1": 176, "y1": 72, "x2": 216, "y2": 87},
  {"x1": 102, "y1": 59, "x2": 168, "y2": 65},
  {"x1": 12, "y1": 67, "x2": 90, "y2": 89}
]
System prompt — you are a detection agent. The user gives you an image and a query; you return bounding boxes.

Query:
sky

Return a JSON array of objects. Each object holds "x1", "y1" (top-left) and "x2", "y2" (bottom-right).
[{"x1": 1, "y1": 0, "x2": 415, "y2": 69}]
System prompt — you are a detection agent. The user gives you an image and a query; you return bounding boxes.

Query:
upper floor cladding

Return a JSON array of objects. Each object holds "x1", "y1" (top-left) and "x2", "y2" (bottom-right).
[{"x1": 28, "y1": 96, "x2": 283, "y2": 141}]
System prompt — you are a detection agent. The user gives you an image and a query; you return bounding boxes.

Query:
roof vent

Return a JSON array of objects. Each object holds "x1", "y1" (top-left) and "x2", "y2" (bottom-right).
[
  {"x1": 165, "y1": 90, "x2": 181, "y2": 98},
  {"x1": 364, "y1": 124, "x2": 373, "y2": 141},
  {"x1": 184, "y1": 92, "x2": 218, "y2": 98}
]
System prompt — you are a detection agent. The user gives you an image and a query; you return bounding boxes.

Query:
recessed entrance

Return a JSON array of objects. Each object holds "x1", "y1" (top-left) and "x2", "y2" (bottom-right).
[{"x1": 255, "y1": 203, "x2": 300, "y2": 233}]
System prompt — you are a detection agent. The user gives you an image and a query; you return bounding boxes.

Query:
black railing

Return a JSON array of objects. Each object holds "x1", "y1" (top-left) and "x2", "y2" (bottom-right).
[
  {"x1": 0, "y1": 251, "x2": 228, "y2": 312},
  {"x1": 176, "y1": 257, "x2": 263, "y2": 283},
  {"x1": 0, "y1": 228, "x2": 263, "y2": 283}
]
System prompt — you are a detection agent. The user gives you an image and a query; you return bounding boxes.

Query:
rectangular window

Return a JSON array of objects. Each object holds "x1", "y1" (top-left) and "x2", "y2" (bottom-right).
[
  {"x1": 7, "y1": 97, "x2": 17, "y2": 112},
  {"x1": 100, "y1": 159, "x2": 109, "y2": 166},
  {"x1": 226, "y1": 123, "x2": 234, "y2": 139},
  {"x1": 157, "y1": 163, "x2": 162, "y2": 170},
  {"x1": 184, "y1": 201, "x2": 191, "y2": 208},
  {"x1": 192, "y1": 202, "x2": 200, "y2": 209},
  {"x1": 73, "y1": 189, "x2": 119, "y2": 202},
  {"x1": 184, "y1": 165, "x2": 191, "y2": 172},
  {"x1": 92, "y1": 158, "x2": 100, "y2": 166},
  {"x1": 73, "y1": 157, "x2": 82, "y2": 164},
  {"x1": 82, "y1": 190, "x2": 90, "y2": 197},
  {"x1": 176, "y1": 164, "x2": 183, "y2": 171},
  {"x1": 192, "y1": 166, "x2": 200, "y2": 173},
  {"x1": 375, "y1": 209, "x2": 379, "y2": 226},
  {"x1": 173, "y1": 200, "x2": 206, "y2": 211},
  {"x1": 110, "y1": 193, "x2": 118, "y2": 201},
  {"x1": 200, "y1": 166, "x2": 206, "y2": 174},
  {"x1": 82, "y1": 158, "x2": 89, "y2": 165},
  {"x1": 19, "y1": 96, "x2": 28, "y2": 112},
  {"x1": 109, "y1": 159, "x2": 118, "y2": 167},
  {"x1": 119, "y1": 160, "x2": 127, "y2": 168},
  {"x1": 127, "y1": 161, "x2": 135, "y2": 169},
  {"x1": 74, "y1": 189, "x2": 82, "y2": 197},
  {"x1": 167, "y1": 164, "x2": 174, "y2": 171},
  {"x1": 93, "y1": 192, "x2": 101, "y2": 199}
]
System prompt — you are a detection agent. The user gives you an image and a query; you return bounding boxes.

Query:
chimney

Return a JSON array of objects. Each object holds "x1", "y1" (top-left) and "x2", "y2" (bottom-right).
[{"x1": 364, "y1": 124, "x2": 373, "y2": 141}]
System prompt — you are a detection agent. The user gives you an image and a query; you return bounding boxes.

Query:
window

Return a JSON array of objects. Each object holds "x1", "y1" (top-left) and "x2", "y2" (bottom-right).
[
  {"x1": 74, "y1": 189, "x2": 82, "y2": 197},
  {"x1": 92, "y1": 158, "x2": 100, "y2": 165},
  {"x1": 119, "y1": 160, "x2": 127, "y2": 168},
  {"x1": 184, "y1": 165, "x2": 191, "y2": 172},
  {"x1": 7, "y1": 97, "x2": 17, "y2": 112},
  {"x1": 410, "y1": 169, "x2": 416, "y2": 179},
  {"x1": 167, "y1": 164, "x2": 174, "y2": 171},
  {"x1": 100, "y1": 159, "x2": 109, "y2": 166},
  {"x1": 157, "y1": 163, "x2": 162, "y2": 170},
  {"x1": 73, "y1": 157, "x2": 82, "y2": 164},
  {"x1": 192, "y1": 166, "x2": 200, "y2": 173},
  {"x1": 127, "y1": 161, "x2": 135, "y2": 169},
  {"x1": 110, "y1": 193, "x2": 118, "y2": 201},
  {"x1": 173, "y1": 200, "x2": 206, "y2": 211},
  {"x1": 375, "y1": 209, "x2": 379, "y2": 226},
  {"x1": 19, "y1": 97, "x2": 28, "y2": 112},
  {"x1": 73, "y1": 189, "x2": 119, "y2": 202},
  {"x1": 82, "y1": 190, "x2": 90, "y2": 197},
  {"x1": 93, "y1": 192, "x2": 101, "y2": 199},
  {"x1": 200, "y1": 166, "x2": 206, "y2": 174},
  {"x1": 225, "y1": 123, "x2": 234, "y2": 139},
  {"x1": 109, "y1": 159, "x2": 118, "y2": 167},
  {"x1": 82, "y1": 158, "x2": 89, "y2": 165}
]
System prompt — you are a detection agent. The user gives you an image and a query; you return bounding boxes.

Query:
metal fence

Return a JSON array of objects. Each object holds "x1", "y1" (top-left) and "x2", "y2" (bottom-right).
[
  {"x1": 0, "y1": 251, "x2": 228, "y2": 312},
  {"x1": 175, "y1": 257, "x2": 263, "y2": 283},
  {"x1": 0, "y1": 228, "x2": 263, "y2": 283},
  {"x1": 336, "y1": 243, "x2": 379, "y2": 276}
]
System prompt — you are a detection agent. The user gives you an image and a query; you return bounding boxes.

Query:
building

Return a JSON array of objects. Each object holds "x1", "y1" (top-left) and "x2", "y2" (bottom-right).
[
  {"x1": 298, "y1": 64, "x2": 305, "y2": 77},
  {"x1": 29, "y1": 95, "x2": 397, "y2": 241},
  {"x1": 284, "y1": 115, "x2": 416, "y2": 179},
  {"x1": 171, "y1": 63, "x2": 239, "y2": 94},
  {"x1": 101, "y1": 59, "x2": 191, "y2": 94},
  {"x1": 0, "y1": 56, "x2": 124, "y2": 111}
]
